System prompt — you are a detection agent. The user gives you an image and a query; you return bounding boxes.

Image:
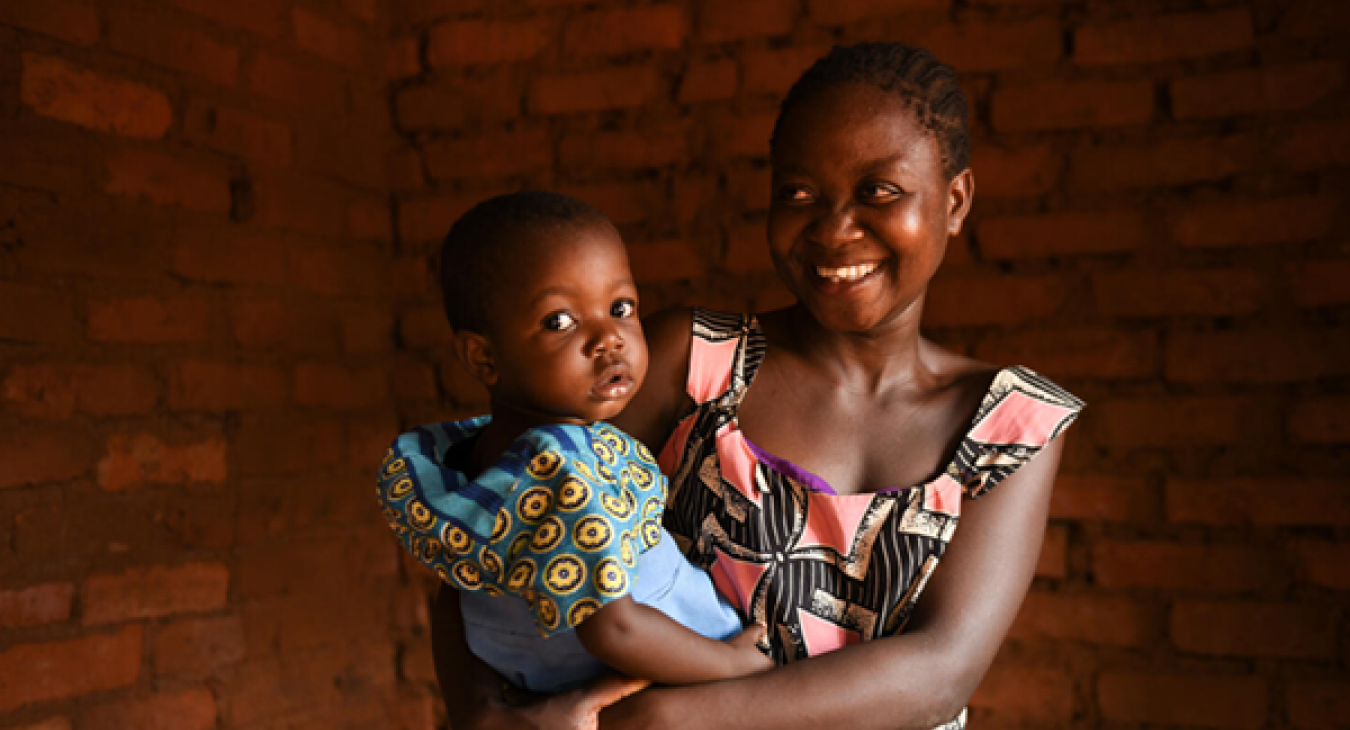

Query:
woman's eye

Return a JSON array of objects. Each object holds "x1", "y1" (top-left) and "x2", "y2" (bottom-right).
[
  {"x1": 859, "y1": 182, "x2": 902, "y2": 200},
  {"x1": 775, "y1": 186, "x2": 814, "y2": 204},
  {"x1": 610, "y1": 299, "x2": 636, "y2": 318},
  {"x1": 542, "y1": 312, "x2": 577, "y2": 331}
]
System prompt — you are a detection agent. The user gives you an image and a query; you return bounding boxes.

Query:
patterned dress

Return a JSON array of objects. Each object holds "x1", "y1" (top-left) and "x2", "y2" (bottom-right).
[{"x1": 659, "y1": 310, "x2": 1083, "y2": 727}]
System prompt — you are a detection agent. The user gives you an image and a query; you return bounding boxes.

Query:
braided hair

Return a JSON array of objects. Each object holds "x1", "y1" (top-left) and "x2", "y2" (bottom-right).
[{"x1": 771, "y1": 42, "x2": 971, "y2": 180}]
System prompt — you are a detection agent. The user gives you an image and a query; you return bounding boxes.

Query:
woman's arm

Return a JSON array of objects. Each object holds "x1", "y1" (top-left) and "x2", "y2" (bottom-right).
[
  {"x1": 601, "y1": 435, "x2": 1067, "y2": 730},
  {"x1": 577, "y1": 597, "x2": 770, "y2": 684},
  {"x1": 431, "y1": 585, "x2": 649, "y2": 730}
]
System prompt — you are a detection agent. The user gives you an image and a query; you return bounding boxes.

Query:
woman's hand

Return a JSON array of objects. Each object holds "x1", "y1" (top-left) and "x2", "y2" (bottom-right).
[{"x1": 509, "y1": 673, "x2": 651, "y2": 730}]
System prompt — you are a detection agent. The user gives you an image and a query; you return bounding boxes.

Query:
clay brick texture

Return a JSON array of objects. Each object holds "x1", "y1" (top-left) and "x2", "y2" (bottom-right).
[{"x1": 2, "y1": 0, "x2": 1348, "y2": 728}]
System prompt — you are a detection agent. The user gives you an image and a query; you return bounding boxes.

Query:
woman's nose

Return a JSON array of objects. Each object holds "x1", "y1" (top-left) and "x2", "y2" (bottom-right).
[{"x1": 810, "y1": 204, "x2": 865, "y2": 246}]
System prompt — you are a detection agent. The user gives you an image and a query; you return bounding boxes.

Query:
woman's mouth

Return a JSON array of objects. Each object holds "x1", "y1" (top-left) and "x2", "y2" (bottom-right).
[{"x1": 815, "y1": 262, "x2": 879, "y2": 283}]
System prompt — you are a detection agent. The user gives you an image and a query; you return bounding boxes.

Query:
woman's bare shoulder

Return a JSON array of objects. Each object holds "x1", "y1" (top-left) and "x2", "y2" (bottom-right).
[{"x1": 923, "y1": 339, "x2": 1002, "y2": 397}]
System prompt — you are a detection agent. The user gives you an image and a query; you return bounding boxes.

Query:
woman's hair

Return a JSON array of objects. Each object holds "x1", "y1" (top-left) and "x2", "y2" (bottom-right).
[{"x1": 771, "y1": 42, "x2": 971, "y2": 180}]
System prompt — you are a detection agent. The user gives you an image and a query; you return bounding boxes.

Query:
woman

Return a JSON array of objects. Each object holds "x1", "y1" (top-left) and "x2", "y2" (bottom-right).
[{"x1": 430, "y1": 43, "x2": 1082, "y2": 730}]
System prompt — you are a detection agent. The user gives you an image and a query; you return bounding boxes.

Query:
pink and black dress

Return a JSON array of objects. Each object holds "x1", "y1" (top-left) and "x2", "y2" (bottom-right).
[{"x1": 658, "y1": 310, "x2": 1083, "y2": 727}]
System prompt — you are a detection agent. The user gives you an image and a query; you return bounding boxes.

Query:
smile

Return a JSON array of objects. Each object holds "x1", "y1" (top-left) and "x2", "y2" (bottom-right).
[{"x1": 815, "y1": 262, "x2": 879, "y2": 283}]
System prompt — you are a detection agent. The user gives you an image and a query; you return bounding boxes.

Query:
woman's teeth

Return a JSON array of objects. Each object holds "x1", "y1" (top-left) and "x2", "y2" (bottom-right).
[{"x1": 816, "y1": 262, "x2": 878, "y2": 282}]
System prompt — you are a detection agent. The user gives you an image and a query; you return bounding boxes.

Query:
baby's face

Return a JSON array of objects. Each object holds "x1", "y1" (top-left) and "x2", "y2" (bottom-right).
[{"x1": 484, "y1": 222, "x2": 648, "y2": 425}]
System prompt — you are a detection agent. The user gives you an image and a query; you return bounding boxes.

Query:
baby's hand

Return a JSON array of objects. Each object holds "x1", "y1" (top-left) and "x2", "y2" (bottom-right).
[{"x1": 726, "y1": 624, "x2": 774, "y2": 676}]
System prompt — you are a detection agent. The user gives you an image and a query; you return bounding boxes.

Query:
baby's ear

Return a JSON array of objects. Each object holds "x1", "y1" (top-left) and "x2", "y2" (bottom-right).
[{"x1": 451, "y1": 329, "x2": 497, "y2": 387}]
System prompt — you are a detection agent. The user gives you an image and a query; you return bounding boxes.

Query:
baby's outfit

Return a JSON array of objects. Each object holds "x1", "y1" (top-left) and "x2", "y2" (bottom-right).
[{"x1": 377, "y1": 417, "x2": 742, "y2": 692}]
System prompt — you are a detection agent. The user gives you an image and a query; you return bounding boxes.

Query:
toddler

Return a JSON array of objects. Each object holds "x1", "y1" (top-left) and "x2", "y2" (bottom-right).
[{"x1": 377, "y1": 192, "x2": 769, "y2": 693}]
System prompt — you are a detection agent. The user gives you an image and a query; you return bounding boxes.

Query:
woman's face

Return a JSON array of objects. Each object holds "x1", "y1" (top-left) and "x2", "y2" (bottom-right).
[{"x1": 768, "y1": 81, "x2": 972, "y2": 335}]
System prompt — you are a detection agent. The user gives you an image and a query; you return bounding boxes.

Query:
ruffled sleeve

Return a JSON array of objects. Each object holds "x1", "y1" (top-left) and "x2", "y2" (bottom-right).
[
  {"x1": 947, "y1": 367, "x2": 1084, "y2": 499},
  {"x1": 378, "y1": 421, "x2": 668, "y2": 637}
]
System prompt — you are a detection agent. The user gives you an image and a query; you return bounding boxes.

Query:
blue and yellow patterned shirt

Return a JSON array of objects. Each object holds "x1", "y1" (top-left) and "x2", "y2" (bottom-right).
[{"x1": 378, "y1": 418, "x2": 667, "y2": 637}]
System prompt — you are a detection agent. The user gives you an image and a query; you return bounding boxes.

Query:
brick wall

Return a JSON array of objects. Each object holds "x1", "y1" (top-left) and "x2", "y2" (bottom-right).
[{"x1": 2, "y1": 0, "x2": 1347, "y2": 728}]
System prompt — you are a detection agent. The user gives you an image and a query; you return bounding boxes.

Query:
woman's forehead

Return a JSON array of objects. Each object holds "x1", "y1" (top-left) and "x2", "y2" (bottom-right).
[{"x1": 772, "y1": 85, "x2": 941, "y2": 173}]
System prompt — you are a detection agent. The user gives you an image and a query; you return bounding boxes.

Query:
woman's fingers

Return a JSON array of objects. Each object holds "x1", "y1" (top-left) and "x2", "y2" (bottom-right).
[{"x1": 580, "y1": 674, "x2": 651, "y2": 712}]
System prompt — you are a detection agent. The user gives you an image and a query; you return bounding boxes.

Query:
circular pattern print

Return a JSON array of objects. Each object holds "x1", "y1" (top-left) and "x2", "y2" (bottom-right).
[
  {"x1": 388, "y1": 477, "x2": 414, "y2": 499},
  {"x1": 490, "y1": 509, "x2": 511, "y2": 543},
  {"x1": 530, "y1": 516, "x2": 565, "y2": 553},
  {"x1": 442, "y1": 523, "x2": 472, "y2": 555},
  {"x1": 556, "y1": 476, "x2": 592, "y2": 512},
  {"x1": 507, "y1": 558, "x2": 537, "y2": 592},
  {"x1": 594, "y1": 557, "x2": 628, "y2": 597},
  {"x1": 573, "y1": 515, "x2": 613, "y2": 552},
  {"x1": 641, "y1": 520, "x2": 663, "y2": 550},
  {"x1": 535, "y1": 594, "x2": 560, "y2": 630},
  {"x1": 408, "y1": 499, "x2": 436, "y2": 530},
  {"x1": 544, "y1": 555, "x2": 585, "y2": 595},
  {"x1": 619, "y1": 532, "x2": 636, "y2": 567},
  {"x1": 527, "y1": 450, "x2": 563, "y2": 479},
  {"x1": 568, "y1": 597, "x2": 602, "y2": 626},
  {"x1": 452, "y1": 560, "x2": 482, "y2": 590},
  {"x1": 516, "y1": 487, "x2": 552, "y2": 523},
  {"x1": 600, "y1": 492, "x2": 633, "y2": 520}
]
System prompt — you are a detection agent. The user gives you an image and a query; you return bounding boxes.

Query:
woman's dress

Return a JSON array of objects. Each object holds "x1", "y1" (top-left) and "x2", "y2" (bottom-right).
[{"x1": 659, "y1": 310, "x2": 1084, "y2": 727}]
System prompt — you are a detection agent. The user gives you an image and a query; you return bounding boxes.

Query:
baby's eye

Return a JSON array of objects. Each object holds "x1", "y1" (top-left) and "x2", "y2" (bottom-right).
[
  {"x1": 610, "y1": 299, "x2": 636, "y2": 318},
  {"x1": 775, "y1": 185, "x2": 814, "y2": 204},
  {"x1": 542, "y1": 311, "x2": 577, "y2": 331}
]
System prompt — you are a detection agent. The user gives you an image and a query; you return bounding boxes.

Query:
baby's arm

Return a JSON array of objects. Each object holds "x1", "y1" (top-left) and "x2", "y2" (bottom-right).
[{"x1": 576, "y1": 595, "x2": 770, "y2": 684}]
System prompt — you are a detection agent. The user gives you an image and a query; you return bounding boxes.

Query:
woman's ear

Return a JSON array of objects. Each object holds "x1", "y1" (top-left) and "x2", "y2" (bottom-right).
[
  {"x1": 946, "y1": 168, "x2": 974, "y2": 236},
  {"x1": 451, "y1": 330, "x2": 498, "y2": 387}
]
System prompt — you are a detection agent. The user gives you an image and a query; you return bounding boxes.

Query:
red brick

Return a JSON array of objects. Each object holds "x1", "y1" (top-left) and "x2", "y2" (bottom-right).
[
  {"x1": 293, "y1": 7, "x2": 368, "y2": 69},
  {"x1": 979, "y1": 210, "x2": 1146, "y2": 259},
  {"x1": 1168, "y1": 477, "x2": 1350, "y2": 527},
  {"x1": 1105, "y1": 396, "x2": 1277, "y2": 450},
  {"x1": 344, "y1": 0, "x2": 378, "y2": 22},
  {"x1": 251, "y1": 173, "x2": 353, "y2": 238},
  {"x1": 20, "y1": 53, "x2": 172, "y2": 139},
  {"x1": 0, "y1": 626, "x2": 142, "y2": 713},
  {"x1": 428, "y1": 18, "x2": 551, "y2": 68},
  {"x1": 1277, "y1": 122, "x2": 1350, "y2": 172},
  {"x1": 1171, "y1": 601, "x2": 1336, "y2": 659},
  {"x1": 1035, "y1": 523, "x2": 1067, "y2": 579},
  {"x1": 970, "y1": 664, "x2": 1074, "y2": 721},
  {"x1": 918, "y1": 19, "x2": 1060, "y2": 72},
  {"x1": 172, "y1": 224, "x2": 290, "y2": 286},
  {"x1": 341, "y1": 312, "x2": 393, "y2": 355},
  {"x1": 1290, "y1": 540, "x2": 1350, "y2": 591},
  {"x1": 0, "y1": 426, "x2": 94, "y2": 489},
  {"x1": 970, "y1": 145, "x2": 1058, "y2": 198},
  {"x1": 924, "y1": 274, "x2": 1068, "y2": 327},
  {"x1": 3, "y1": 363, "x2": 157, "y2": 418},
  {"x1": 424, "y1": 129, "x2": 552, "y2": 181},
  {"x1": 678, "y1": 60, "x2": 737, "y2": 103},
  {"x1": 168, "y1": 359, "x2": 289, "y2": 411},
  {"x1": 234, "y1": 415, "x2": 346, "y2": 476},
  {"x1": 107, "y1": 8, "x2": 240, "y2": 87},
  {"x1": 1280, "y1": 1, "x2": 1350, "y2": 39},
  {"x1": 295, "y1": 362, "x2": 388, "y2": 410},
  {"x1": 0, "y1": 285, "x2": 77, "y2": 344},
  {"x1": 1075, "y1": 10, "x2": 1252, "y2": 65},
  {"x1": 557, "y1": 181, "x2": 662, "y2": 225},
  {"x1": 401, "y1": 639, "x2": 436, "y2": 683},
  {"x1": 386, "y1": 35, "x2": 420, "y2": 80},
  {"x1": 1173, "y1": 62, "x2": 1343, "y2": 120},
  {"x1": 396, "y1": 71, "x2": 523, "y2": 130},
  {"x1": 715, "y1": 111, "x2": 776, "y2": 159},
  {"x1": 727, "y1": 166, "x2": 771, "y2": 213},
  {"x1": 11, "y1": 718, "x2": 71, "y2": 730},
  {"x1": 387, "y1": 147, "x2": 425, "y2": 193},
  {"x1": 398, "y1": 0, "x2": 484, "y2": 23},
  {"x1": 290, "y1": 246, "x2": 387, "y2": 297},
  {"x1": 1290, "y1": 398, "x2": 1350, "y2": 444},
  {"x1": 0, "y1": 0, "x2": 98, "y2": 45},
  {"x1": 154, "y1": 615, "x2": 245, "y2": 678},
  {"x1": 1092, "y1": 270, "x2": 1265, "y2": 318},
  {"x1": 724, "y1": 222, "x2": 773, "y2": 274},
  {"x1": 1168, "y1": 329, "x2": 1350, "y2": 383},
  {"x1": 1172, "y1": 196, "x2": 1337, "y2": 249},
  {"x1": 97, "y1": 432, "x2": 228, "y2": 492},
  {"x1": 247, "y1": 51, "x2": 346, "y2": 112},
  {"x1": 1051, "y1": 474, "x2": 1154, "y2": 522},
  {"x1": 1072, "y1": 133, "x2": 1260, "y2": 192},
  {"x1": 1009, "y1": 592, "x2": 1154, "y2": 646},
  {"x1": 104, "y1": 148, "x2": 232, "y2": 214},
  {"x1": 808, "y1": 0, "x2": 947, "y2": 26},
  {"x1": 629, "y1": 239, "x2": 706, "y2": 283},
  {"x1": 82, "y1": 563, "x2": 229, "y2": 625},
  {"x1": 1288, "y1": 681, "x2": 1350, "y2": 730},
  {"x1": 700, "y1": 0, "x2": 796, "y2": 42},
  {"x1": 232, "y1": 298, "x2": 338, "y2": 353},
  {"x1": 82, "y1": 688, "x2": 216, "y2": 730},
  {"x1": 565, "y1": 5, "x2": 686, "y2": 56},
  {"x1": 1098, "y1": 673, "x2": 1266, "y2": 729},
  {"x1": 400, "y1": 306, "x2": 453, "y2": 350},
  {"x1": 560, "y1": 129, "x2": 688, "y2": 170},
  {"x1": 183, "y1": 99, "x2": 293, "y2": 168},
  {"x1": 0, "y1": 583, "x2": 74, "y2": 629},
  {"x1": 531, "y1": 66, "x2": 661, "y2": 114},
  {"x1": 171, "y1": 0, "x2": 283, "y2": 38},
  {"x1": 1094, "y1": 541, "x2": 1282, "y2": 592},
  {"x1": 993, "y1": 80, "x2": 1153, "y2": 131},
  {"x1": 975, "y1": 328, "x2": 1156, "y2": 379},
  {"x1": 293, "y1": 121, "x2": 386, "y2": 190},
  {"x1": 743, "y1": 47, "x2": 831, "y2": 96},
  {"x1": 88, "y1": 294, "x2": 212, "y2": 344},
  {"x1": 390, "y1": 358, "x2": 439, "y2": 404},
  {"x1": 348, "y1": 195, "x2": 391, "y2": 240}
]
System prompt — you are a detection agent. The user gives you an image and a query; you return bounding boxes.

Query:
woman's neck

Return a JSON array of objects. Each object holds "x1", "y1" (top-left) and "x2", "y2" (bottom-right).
[{"x1": 776, "y1": 299, "x2": 938, "y2": 394}]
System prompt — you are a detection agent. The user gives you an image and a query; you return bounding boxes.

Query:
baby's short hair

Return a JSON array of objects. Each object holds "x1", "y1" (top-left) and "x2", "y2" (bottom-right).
[{"x1": 439, "y1": 191, "x2": 609, "y2": 333}]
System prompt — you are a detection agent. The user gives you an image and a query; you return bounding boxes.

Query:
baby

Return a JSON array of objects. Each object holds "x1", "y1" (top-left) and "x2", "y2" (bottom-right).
[{"x1": 377, "y1": 191, "x2": 770, "y2": 693}]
